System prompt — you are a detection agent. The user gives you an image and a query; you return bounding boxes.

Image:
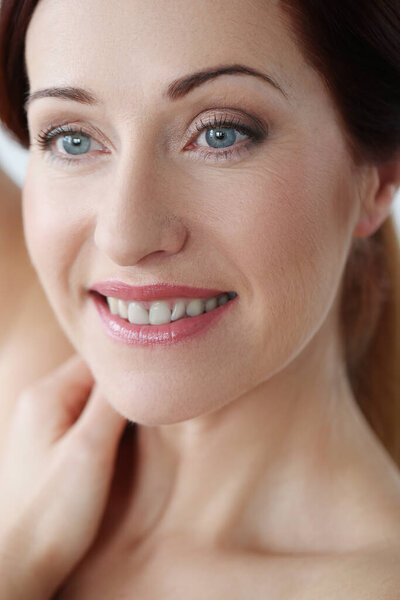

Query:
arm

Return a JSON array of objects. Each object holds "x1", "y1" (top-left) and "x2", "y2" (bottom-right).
[{"x1": 0, "y1": 355, "x2": 128, "y2": 599}]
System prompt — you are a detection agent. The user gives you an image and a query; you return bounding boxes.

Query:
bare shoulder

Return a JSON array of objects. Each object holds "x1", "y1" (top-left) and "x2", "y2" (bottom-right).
[
  {"x1": 294, "y1": 543, "x2": 400, "y2": 600},
  {"x1": 50, "y1": 532, "x2": 400, "y2": 600},
  {"x1": 159, "y1": 538, "x2": 400, "y2": 600}
]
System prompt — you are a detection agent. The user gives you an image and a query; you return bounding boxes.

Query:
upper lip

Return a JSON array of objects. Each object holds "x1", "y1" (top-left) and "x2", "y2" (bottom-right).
[{"x1": 90, "y1": 280, "x2": 229, "y2": 301}]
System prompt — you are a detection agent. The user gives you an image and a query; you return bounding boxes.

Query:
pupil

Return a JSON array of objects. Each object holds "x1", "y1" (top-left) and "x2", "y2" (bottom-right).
[
  {"x1": 205, "y1": 127, "x2": 237, "y2": 149},
  {"x1": 62, "y1": 133, "x2": 91, "y2": 155}
]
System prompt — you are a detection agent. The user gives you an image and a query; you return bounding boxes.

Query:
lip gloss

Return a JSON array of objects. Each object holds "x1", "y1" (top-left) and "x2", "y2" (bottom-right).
[{"x1": 90, "y1": 292, "x2": 238, "y2": 346}]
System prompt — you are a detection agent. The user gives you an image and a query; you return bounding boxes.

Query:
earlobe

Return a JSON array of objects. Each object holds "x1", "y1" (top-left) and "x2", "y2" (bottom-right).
[
  {"x1": 353, "y1": 182, "x2": 397, "y2": 238},
  {"x1": 353, "y1": 153, "x2": 400, "y2": 239}
]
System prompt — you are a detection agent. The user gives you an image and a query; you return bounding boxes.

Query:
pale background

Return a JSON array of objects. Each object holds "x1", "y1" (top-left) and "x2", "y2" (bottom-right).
[{"x1": 1, "y1": 123, "x2": 400, "y2": 237}]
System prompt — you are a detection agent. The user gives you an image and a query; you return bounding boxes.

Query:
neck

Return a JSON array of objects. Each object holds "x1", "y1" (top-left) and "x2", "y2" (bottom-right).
[{"x1": 110, "y1": 307, "x2": 400, "y2": 555}]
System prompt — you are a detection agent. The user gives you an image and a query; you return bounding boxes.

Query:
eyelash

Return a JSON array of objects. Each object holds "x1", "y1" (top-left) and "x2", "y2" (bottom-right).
[{"x1": 33, "y1": 113, "x2": 266, "y2": 166}]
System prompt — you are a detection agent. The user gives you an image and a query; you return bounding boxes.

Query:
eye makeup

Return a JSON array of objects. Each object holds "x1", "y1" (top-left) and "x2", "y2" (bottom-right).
[{"x1": 32, "y1": 106, "x2": 268, "y2": 166}]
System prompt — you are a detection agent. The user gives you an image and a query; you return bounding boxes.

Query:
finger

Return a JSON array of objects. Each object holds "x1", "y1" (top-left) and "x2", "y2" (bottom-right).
[
  {"x1": 45, "y1": 354, "x2": 96, "y2": 427},
  {"x1": 14, "y1": 354, "x2": 95, "y2": 444},
  {"x1": 66, "y1": 385, "x2": 128, "y2": 459},
  {"x1": 24, "y1": 393, "x2": 128, "y2": 588}
]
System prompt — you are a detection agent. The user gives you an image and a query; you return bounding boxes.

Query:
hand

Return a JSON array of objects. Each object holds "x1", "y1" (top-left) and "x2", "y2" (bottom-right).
[{"x1": 0, "y1": 354, "x2": 128, "y2": 600}]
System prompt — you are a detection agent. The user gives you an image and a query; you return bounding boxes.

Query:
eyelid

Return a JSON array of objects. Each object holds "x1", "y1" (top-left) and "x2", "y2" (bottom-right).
[
  {"x1": 33, "y1": 120, "x2": 113, "y2": 152},
  {"x1": 33, "y1": 106, "x2": 268, "y2": 166},
  {"x1": 184, "y1": 107, "x2": 268, "y2": 143}
]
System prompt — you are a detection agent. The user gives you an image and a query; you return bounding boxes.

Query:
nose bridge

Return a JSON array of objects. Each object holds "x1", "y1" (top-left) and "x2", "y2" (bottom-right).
[{"x1": 94, "y1": 143, "x2": 186, "y2": 266}]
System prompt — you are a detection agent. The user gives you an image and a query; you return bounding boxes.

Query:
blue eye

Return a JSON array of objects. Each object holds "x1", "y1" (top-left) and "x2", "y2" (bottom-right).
[
  {"x1": 197, "y1": 126, "x2": 250, "y2": 149},
  {"x1": 188, "y1": 113, "x2": 267, "y2": 161},
  {"x1": 34, "y1": 112, "x2": 267, "y2": 166},
  {"x1": 59, "y1": 132, "x2": 92, "y2": 155},
  {"x1": 34, "y1": 124, "x2": 104, "y2": 163}
]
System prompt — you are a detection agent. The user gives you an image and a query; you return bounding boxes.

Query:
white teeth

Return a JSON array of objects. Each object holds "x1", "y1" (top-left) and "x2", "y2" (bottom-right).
[
  {"x1": 149, "y1": 301, "x2": 172, "y2": 325},
  {"x1": 186, "y1": 298, "x2": 205, "y2": 317},
  {"x1": 104, "y1": 292, "x2": 237, "y2": 325},
  {"x1": 171, "y1": 299, "x2": 186, "y2": 321},
  {"x1": 128, "y1": 302, "x2": 150, "y2": 325},
  {"x1": 118, "y1": 299, "x2": 129, "y2": 319},
  {"x1": 107, "y1": 297, "x2": 119, "y2": 315},
  {"x1": 205, "y1": 296, "x2": 218, "y2": 312}
]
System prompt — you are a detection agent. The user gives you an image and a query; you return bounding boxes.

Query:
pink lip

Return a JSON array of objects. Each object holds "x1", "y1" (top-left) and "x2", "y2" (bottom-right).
[
  {"x1": 90, "y1": 292, "x2": 238, "y2": 346},
  {"x1": 90, "y1": 280, "x2": 228, "y2": 302}
]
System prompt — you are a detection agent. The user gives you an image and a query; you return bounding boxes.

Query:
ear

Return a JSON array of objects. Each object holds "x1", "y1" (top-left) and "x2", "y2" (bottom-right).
[{"x1": 353, "y1": 150, "x2": 400, "y2": 238}]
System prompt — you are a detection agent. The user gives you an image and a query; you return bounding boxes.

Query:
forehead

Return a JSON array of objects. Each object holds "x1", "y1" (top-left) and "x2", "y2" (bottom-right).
[{"x1": 25, "y1": 0, "x2": 309, "y2": 101}]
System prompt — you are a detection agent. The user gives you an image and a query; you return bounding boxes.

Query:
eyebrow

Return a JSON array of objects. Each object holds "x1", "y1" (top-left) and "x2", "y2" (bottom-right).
[
  {"x1": 166, "y1": 63, "x2": 287, "y2": 100},
  {"x1": 24, "y1": 62, "x2": 287, "y2": 112}
]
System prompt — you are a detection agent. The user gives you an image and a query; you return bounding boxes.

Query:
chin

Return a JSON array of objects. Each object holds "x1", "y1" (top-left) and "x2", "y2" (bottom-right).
[{"x1": 93, "y1": 372, "x2": 228, "y2": 426}]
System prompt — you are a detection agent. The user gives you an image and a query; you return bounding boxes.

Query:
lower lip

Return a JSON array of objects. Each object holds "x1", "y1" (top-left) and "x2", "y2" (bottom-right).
[{"x1": 90, "y1": 292, "x2": 238, "y2": 346}]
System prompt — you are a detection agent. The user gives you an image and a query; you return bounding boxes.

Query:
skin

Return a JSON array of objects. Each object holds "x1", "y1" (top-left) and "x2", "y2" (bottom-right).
[
  {"x1": 13, "y1": 0, "x2": 400, "y2": 595},
  {"x1": 0, "y1": 355, "x2": 127, "y2": 600},
  {"x1": 0, "y1": 167, "x2": 75, "y2": 452}
]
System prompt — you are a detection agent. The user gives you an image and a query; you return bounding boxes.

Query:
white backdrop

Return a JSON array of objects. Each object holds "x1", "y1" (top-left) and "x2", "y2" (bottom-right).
[{"x1": 1, "y1": 123, "x2": 400, "y2": 237}]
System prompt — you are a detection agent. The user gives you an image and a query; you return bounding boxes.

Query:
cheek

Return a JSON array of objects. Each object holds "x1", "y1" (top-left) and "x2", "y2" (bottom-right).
[
  {"x1": 22, "y1": 162, "x2": 89, "y2": 315},
  {"x1": 22, "y1": 142, "x2": 356, "y2": 368},
  {"x1": 206, "y1": 153, "x2": 356, "y2": 356}
]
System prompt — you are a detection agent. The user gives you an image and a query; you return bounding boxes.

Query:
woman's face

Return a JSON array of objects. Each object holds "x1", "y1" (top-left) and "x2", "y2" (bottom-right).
[{"x1": 23, "y1": 0, "x2": 363, "y2": 424}]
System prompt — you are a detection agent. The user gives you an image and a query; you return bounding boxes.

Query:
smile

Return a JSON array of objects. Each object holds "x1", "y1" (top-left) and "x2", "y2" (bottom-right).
[
  {"x1": 90, "y1": 291, "x2": 239, "y2": 346},
  {"x1": 106, "y1": 292, "x2": 238, "y2": 325}
]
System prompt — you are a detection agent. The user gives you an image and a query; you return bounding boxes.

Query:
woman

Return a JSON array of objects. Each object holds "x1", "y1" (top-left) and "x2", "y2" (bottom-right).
[{"x1": 0, "y1": 0, "x2": 400, "y2": 597}]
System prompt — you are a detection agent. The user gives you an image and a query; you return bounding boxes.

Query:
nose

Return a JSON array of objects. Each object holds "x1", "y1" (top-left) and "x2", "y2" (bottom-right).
[{"x1": 94, "y1": 149, "x2": 188, "y2": 267}]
